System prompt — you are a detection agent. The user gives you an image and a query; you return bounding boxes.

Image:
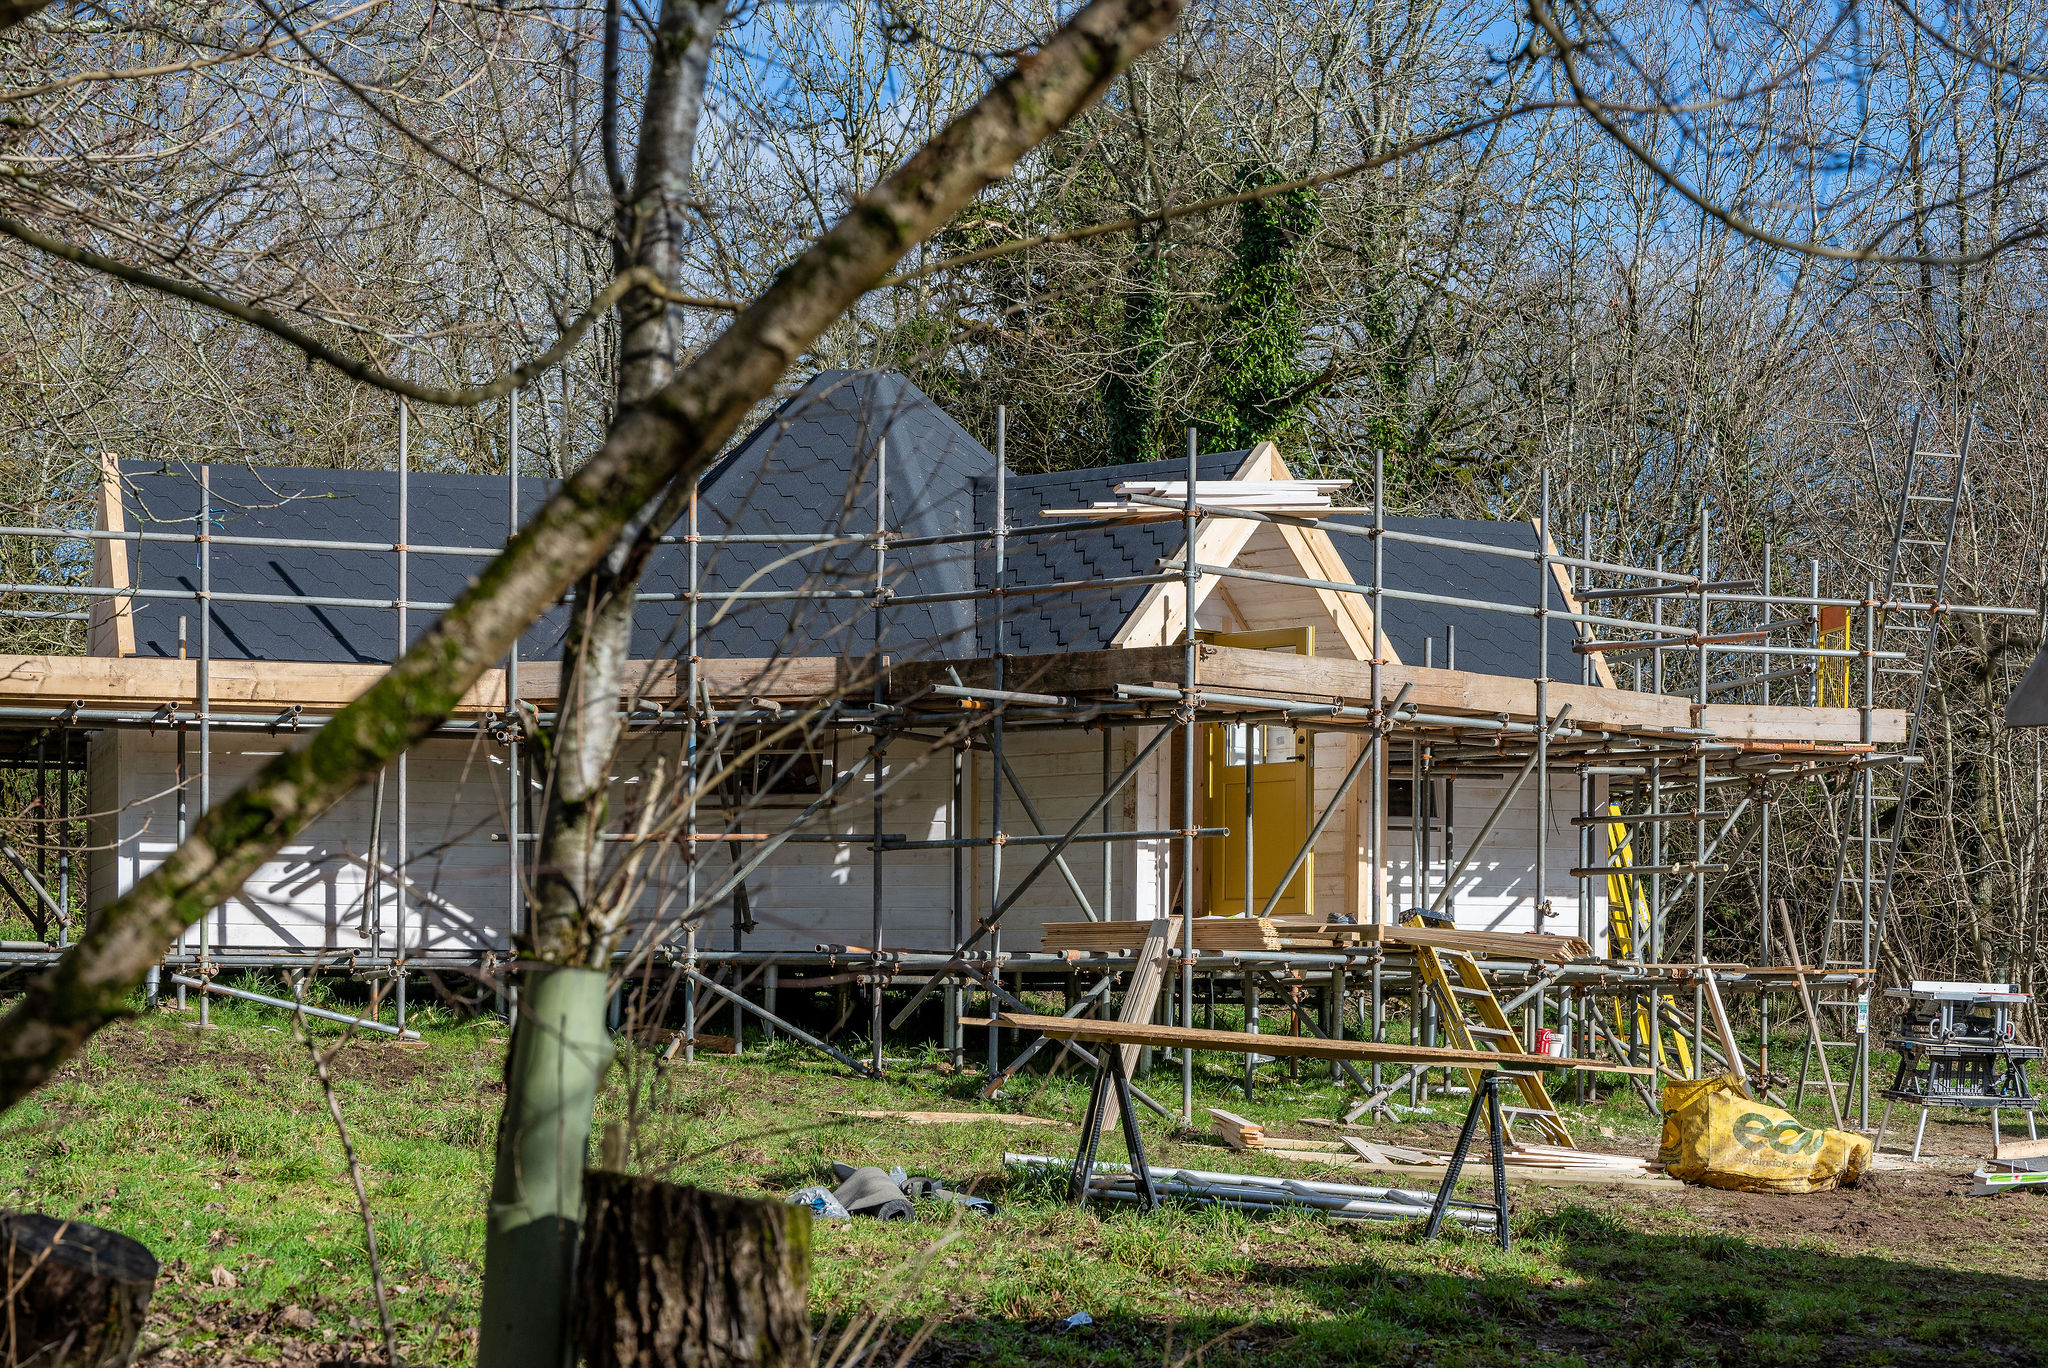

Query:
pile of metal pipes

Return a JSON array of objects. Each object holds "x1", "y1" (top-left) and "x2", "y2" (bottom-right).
[{"x1": 1004, "y1": 1154, "x2": 1497, "y2": 1230}]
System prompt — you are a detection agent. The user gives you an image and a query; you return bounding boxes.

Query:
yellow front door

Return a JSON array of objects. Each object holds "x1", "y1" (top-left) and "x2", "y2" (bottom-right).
[{"x1": 1201, "y1": 628, "x2": 1314, "y2": 918}]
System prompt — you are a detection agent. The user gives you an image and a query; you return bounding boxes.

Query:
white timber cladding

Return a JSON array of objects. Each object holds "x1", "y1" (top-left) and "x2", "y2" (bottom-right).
[
  {"x1": 1380, "y1": 769, "x2": 1611, "y2": 951},
  {"x1": 94, "y1": 728, "x2": 531, "y2": 955},
  {"x1": 84, "y1": 724, "x2": 1152, "y2": 955}
]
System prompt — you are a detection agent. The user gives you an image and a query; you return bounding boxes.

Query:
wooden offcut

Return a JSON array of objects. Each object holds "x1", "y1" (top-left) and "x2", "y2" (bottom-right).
[
  {"x1": 1991, "y1": 1134, "x2": 2048, "y2": 1161},
  {"x1": 575, "y1": 1173, "x2": 811, "y2": 1368},
  {"x1": 0, "y1": 1211, "x2": 159, "y2": 1368}
]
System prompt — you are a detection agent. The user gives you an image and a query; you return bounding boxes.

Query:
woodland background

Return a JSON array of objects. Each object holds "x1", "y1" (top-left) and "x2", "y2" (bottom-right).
[{"x1": 2, "y1": 0, "x2": 2046, "y2": 998}]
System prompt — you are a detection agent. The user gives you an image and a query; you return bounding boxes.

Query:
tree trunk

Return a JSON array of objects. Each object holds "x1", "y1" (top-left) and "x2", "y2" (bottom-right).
[
  {"x1": 0, "y1": 1211, "x2": 158, "y2": 1368},
  {"x1": 575, "y1": 1172, "x2": 811, "y2": 1368},
  {"x1": 476, "y1": 968, "x2": 614, "y2": 1368},
  {"x1": 481, "y1": 5, "x2": 725, "y2": 1364}
]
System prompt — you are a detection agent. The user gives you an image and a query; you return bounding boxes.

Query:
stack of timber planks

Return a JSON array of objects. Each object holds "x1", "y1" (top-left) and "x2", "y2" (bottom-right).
[
  {"x1": 1042, "y1": 479, "x2": 1352, "y2": 519},
  {"x1": 1039, "y1": 917, "x2": 1282, "y2": 953},
  {"x1": 1268, "y1": 919, "x2": 1594, "y2": 961}
]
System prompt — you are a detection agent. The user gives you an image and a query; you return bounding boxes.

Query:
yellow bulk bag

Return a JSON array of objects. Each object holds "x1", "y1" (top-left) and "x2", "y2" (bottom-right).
[{"x1": 1657, "y1": 1075, "x2": 1873, "y2": 1194}]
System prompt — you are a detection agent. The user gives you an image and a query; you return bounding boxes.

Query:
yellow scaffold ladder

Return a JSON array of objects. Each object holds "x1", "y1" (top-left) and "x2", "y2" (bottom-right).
[
  {"x1": 1402, "y1": 916, "x2": 1575, "y2": 1148},
  {"x1": 1603, "y1": 803, "x2": 1694, "y2": 1078}
]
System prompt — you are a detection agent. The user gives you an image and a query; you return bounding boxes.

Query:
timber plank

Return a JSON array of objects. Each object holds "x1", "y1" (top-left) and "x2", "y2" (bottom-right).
[
  {"x1": 3, "y1": 642, "x2": 1906, "y2": 748},
  {"x1": 1098, "y1": 916, "x2": 1176, "y2": 1135},
  {"x1": 961, "y1": 1012, "x2": 1654, "y2": 1073},
  {"x1": 0, "y1": 653, "x2": 851, "y2": 715},
  {"x1": 1697, "y1": 702, "x2": 1906, "y2": 745},
  {"x1": 888, "y1": 646, "x2": 1187, "y2": 700},
  {"x1": 1349, "y1": 923, "x2": 1595, "y2": 962}
]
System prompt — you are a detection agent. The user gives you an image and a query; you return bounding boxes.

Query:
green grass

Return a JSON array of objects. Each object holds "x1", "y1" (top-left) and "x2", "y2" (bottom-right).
[{"x1": 3, "y1": 990, "x2": 2045, "y2": 1366}]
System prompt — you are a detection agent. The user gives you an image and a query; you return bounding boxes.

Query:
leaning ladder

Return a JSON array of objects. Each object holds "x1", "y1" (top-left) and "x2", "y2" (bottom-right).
[
  {"x1": 1406, "y1": 930, "x2": 1575, "y2": 1147},
  {"x1": 1601, "y1": 805, "x2": 1694, "y2": 1078},
  {"x1": 1800, "y1": 412, "x2": 1971, "y2": 1123}
]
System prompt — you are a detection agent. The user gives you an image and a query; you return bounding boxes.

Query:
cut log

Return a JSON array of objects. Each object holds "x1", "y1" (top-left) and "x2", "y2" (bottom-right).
[
  {"x1": 0, "y1": 1211, "x2": 159, "y2": 1368},
  {"x1": 575, "y1": 1173, "x2": 811, "y2": 1368}
]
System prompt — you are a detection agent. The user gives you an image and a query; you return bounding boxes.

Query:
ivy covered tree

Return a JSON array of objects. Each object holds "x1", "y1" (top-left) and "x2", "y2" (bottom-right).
[{"x1": 1198, "y1": 171, "x2": 1322, "y2": 450}]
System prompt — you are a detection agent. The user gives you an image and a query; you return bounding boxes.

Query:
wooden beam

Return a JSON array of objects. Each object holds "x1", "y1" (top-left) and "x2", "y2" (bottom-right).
[
  {"x1": 0, "y1": 635, "x2": 1906, "y2": 746},
  {"x1": 1697, "y1": 702, "x2": 1905, "y2": 745},
  {"x1": 1098, "y1": 916, "x2": 1174, "y2": 1134},
  {"x1": 1346, "y1": 922, "x2": 1595, "y2": 962},
  {"x1": 89, "y1": 454, "x2": 134, "y2": 660},
  {"x1": 961, "y1": 1011, "x2": 1656, "y2": 1073},
  {"x1": 1539, "y1": 520, "x2": 1618, "y2": 689},
  {"x1": 0, "y1": 653, "x2": 857, "y2": 715}
]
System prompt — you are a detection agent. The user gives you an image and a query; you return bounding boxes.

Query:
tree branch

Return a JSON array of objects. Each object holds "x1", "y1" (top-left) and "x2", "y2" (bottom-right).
[
  {"x1": 0, "y1": 0, "x2": 1189, "y2": 1113},
  {"x1": 1531, "y1": 0, "x2": 2048, "y2": 268},
  {"x1": 0, "y1": 215, "x2": 739, "y2": 405},
  {"x1": 873, "y1": 102, "x2": 1578, "y2": 288}
]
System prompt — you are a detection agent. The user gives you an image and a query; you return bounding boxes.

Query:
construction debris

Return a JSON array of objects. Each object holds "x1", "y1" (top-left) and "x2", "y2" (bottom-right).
[
  {"x1": 1006, "y1": 1153, "x2": 1497, "y2": 1229},
  {"x1": 794, "y1": 1163, "x2": 996, "y2": 1221},
  {"x1": 1338, "y1": 1135, "x2": 1457, "y2": 1166}
]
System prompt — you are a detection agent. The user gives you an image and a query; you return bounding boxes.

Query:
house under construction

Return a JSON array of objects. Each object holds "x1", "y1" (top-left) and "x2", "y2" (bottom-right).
[{"x1": 0, "y1": 370, "x2": 2021, "y2": 1133}]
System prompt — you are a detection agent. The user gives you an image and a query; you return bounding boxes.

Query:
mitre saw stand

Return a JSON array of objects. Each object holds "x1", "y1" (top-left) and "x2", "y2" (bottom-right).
[{"x1": 1874, "y1": 982, "x2": 2041, "y2": 1163}]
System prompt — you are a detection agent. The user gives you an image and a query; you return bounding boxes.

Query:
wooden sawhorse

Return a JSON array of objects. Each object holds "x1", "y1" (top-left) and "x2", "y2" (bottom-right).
[{"x1": 972, "y1": 1012, "x2": 1648, "y2": 1250}]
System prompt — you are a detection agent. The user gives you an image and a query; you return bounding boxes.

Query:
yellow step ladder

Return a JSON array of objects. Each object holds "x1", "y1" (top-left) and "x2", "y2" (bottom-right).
[
  {"x1": 1602, "y1": 803, "x2": 1693, "y2": 1078},
  {"x1": 1404, "y1": 917, "x2": 1574, "y2": 1148}
]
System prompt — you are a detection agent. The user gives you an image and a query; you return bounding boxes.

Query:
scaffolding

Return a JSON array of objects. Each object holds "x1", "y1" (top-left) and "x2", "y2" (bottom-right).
[{"x1": 0, "y1": 392, "x2": 2027, "y2": 1129}]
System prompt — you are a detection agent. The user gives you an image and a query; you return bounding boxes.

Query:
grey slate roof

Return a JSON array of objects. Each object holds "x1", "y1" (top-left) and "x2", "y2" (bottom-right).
[
  {"x1": 122, "y1": 462, "x2": 573, "y2": 663},
  {"x1": 1329, "y1": 516, "x2": 1590, "y2": 681},
  {"x1": 119, "y1": 370, "x2": 994, "y2": 664},
  {"x1": 691, "y1": 369, "x2": 993, "y2": 660},
  {"x1": 115, "y1": 369, "x2": 1593, "y2": 680},
  {"x1": 974, "y1": 452, "x2": 1247, "y2": 655}
]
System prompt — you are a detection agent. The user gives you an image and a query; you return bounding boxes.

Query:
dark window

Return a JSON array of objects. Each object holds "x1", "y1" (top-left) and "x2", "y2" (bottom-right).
[
  {"x1": 1388, "y1": 779, "x2": 1437, "y2": 821},
  {"x1": 734, "y1": 730, "x2": 830, "y2": 805}
]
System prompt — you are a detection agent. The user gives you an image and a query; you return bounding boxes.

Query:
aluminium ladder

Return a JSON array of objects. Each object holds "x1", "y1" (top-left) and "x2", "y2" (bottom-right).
[
  {"x1": 1798, "y1": 412, "x2": 1971, "y2": 1123},
  {"x1": 1404, "y1": 919, "x2": 1575, "y2": 1147}
]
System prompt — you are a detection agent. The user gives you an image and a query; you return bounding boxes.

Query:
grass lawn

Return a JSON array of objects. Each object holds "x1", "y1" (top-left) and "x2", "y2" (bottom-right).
[{"x1": 3, "y1": 984, "x2": 2044, "y2": 1367}]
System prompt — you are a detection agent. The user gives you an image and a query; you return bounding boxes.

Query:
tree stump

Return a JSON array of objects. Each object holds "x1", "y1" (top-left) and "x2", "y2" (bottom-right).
[
  {"x1": 575, "y1": 1172, "x2": 811, "y2": 1368},
  {"x1": 1, "y1": 1211, "x2": 159, "y2": 1368}
]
